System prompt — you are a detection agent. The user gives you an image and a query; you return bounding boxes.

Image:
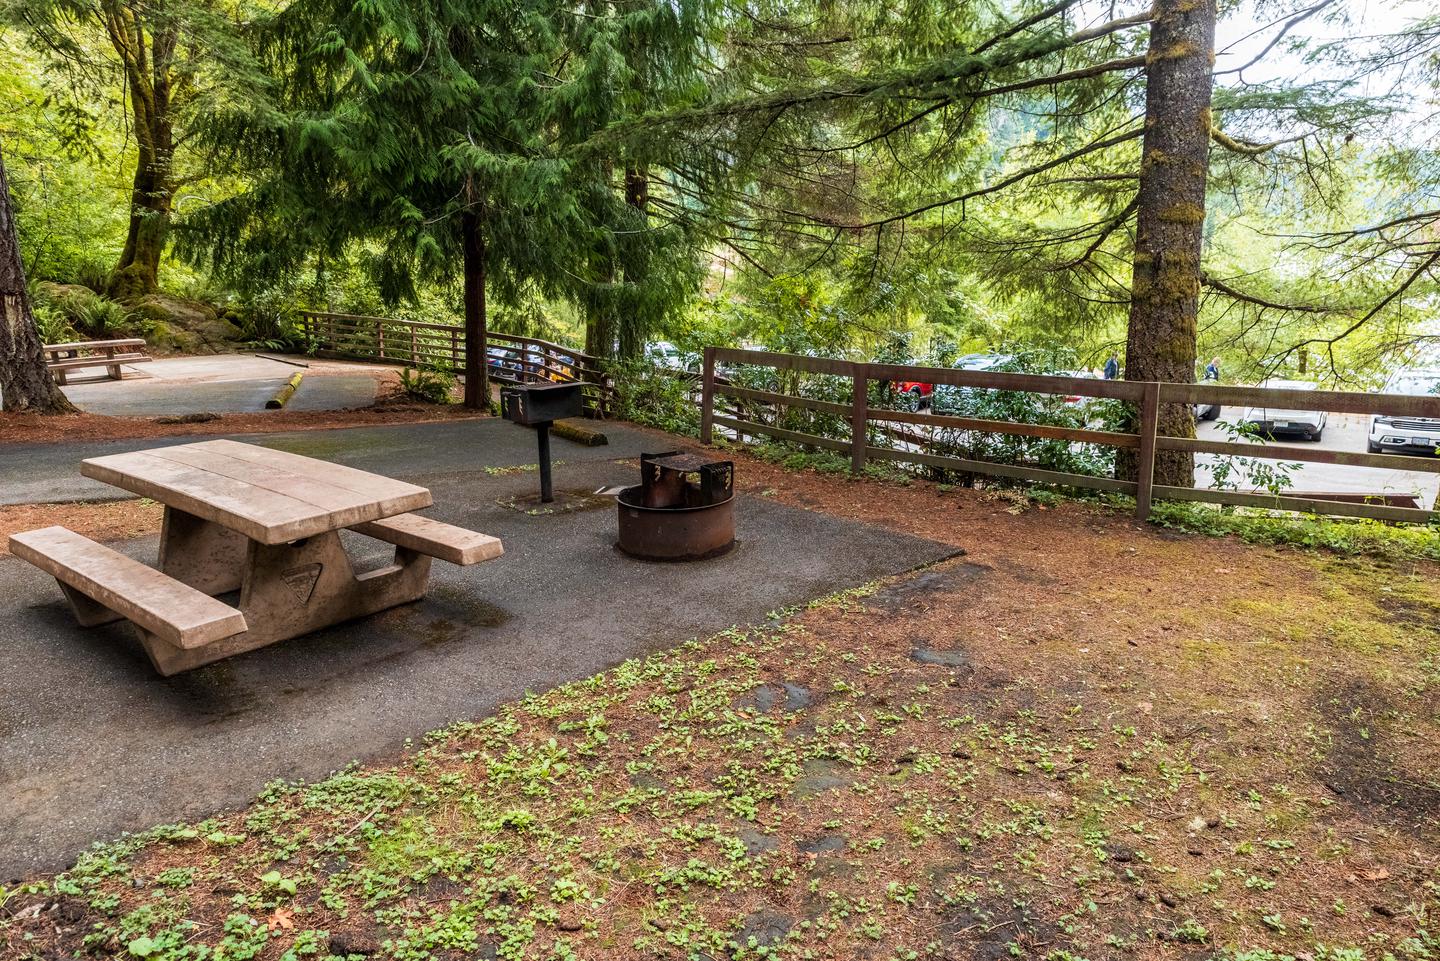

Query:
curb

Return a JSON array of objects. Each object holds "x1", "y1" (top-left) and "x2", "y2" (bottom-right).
[{"x1": 552, "y1": 419, "x2": 608, "y2": 447}]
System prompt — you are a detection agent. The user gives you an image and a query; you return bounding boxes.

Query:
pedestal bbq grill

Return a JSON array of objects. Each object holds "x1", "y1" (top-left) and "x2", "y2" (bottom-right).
[{"x1": 616, "y1": 451, "x2": 735, "y2": 561}]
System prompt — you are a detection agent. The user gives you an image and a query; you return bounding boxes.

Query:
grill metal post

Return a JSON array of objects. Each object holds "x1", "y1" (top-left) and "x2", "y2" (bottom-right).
[{"x1": 537, "y1": 423, "x2": 554, "y2": 503}]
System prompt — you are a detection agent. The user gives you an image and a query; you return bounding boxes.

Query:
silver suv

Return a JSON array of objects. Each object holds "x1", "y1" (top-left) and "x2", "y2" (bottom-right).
[{"x1": 1368, "y1": 368, "x2": 1440, "y2": 455}]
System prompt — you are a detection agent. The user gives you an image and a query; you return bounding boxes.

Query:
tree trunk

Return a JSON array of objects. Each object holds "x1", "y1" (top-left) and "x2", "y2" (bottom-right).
[
  {"x1": 0, "y1": 143, "x2": 78, "y2": 414},
  {"x1": 616, "y1": 165, "x2": 649, "y2": 361},
  {"x1": 461, "y1": 204, "x2": 489, "y2": 410},
  {"x1": 1119, "y1": 0, "x2": 1215, "y2": 488},
  {"x1": 107, "y1": 21, "x2": 176, "y2": 299}
]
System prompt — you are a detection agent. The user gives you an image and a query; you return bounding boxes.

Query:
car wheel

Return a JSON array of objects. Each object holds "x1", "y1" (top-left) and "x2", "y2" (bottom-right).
[
  {"x1": 906, "y1": 387, "x2": 923, "y2": 412},
  {"x1": 1367, "y1": 439, "x2": 1382, "y2": 454},
  {"x1": 1204, "y1": 405, "x2": 1221, "y2": 422},
  {"x1": 1310, "y1": 427, "x2": 1324, "y2": 442}
]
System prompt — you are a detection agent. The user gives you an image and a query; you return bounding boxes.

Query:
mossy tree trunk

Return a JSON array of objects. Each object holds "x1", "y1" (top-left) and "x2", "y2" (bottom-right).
[
  {"x1": 615, "y1": 165, "x2": 649, "y2": 361},
  {"x1": 461, "y1": 200, "x2": 489, "y2": 410},
  {"x1": 106, "y1": 10, "x2": 178, "y2": 300},
  {"x1": 1120, "y1": 0, "x2": 1215, "y2": 488},
  {"x1": 0, "y1": 143, "x2": 78, "y2": 414},
  {"x1": 585, "y1": 162, "x2": 619, "y2": 361}
]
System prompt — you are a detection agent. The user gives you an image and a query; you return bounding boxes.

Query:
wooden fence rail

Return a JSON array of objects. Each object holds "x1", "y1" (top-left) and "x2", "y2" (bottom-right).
[
  {"x1": 700, "y1": 347, "x2": 1440, "y2": 525},
  {"x1": 297, "y1": 311, "x2": 614, "y2": 417}
]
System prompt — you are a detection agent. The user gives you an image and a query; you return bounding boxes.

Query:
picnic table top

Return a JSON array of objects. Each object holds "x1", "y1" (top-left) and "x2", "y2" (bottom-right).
[{"x1": 80, "y1": 439, "x2": 433, "y2": 545}]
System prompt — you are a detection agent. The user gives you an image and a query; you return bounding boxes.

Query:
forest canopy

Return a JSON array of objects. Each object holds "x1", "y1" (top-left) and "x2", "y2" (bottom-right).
[{"x1": 0, "y1": 0, "x2": 1437, "y2": 431}]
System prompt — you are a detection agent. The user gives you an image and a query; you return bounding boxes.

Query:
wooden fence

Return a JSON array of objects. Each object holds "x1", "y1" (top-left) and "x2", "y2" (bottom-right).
[
  {"x1": 297, "y1": 311, "x2": 613, "y2": 416},
  {"x1": 699, "y1": 347, "x2": 1440, "y2": 524}
]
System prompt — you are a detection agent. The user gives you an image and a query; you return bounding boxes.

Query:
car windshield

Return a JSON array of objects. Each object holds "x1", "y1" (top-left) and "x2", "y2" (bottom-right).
[{"x1": 1387, "y1": 373, "x2": 1440, "y2": 396}]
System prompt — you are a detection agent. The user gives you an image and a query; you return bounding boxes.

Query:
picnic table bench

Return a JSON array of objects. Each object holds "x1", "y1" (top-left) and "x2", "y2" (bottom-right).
[
  {"x1": 44, "y1": 338, "x2": 152, "y2": 384},
  {"x1": 8, "y1": 439, "x2": 502, "y2": 675}
]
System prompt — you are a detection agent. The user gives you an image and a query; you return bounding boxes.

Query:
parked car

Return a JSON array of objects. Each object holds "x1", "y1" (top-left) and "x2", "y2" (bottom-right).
[
  {"x1": 545, "y1": 352, "x2": 576, "y2": 382},
  {"x1": 1195, "y1": 370, "x2": 1221, "y2": 422},
  {"x1": 1241, "y1": 380, "x2": 1326, "y2": 441},
  {"x1": 487, "y1": 347, "x2": 522, "y2": 376},
  {"x1": 646, "y1": 341, "x2": 688, "y2": 371},
  {"x1": 1367, "y1": 368, "x2": 1440, "y2": 454},
  {"x1": 898, "y1": 353, "x2": 1014, "y2": 409},
  {"x1": 1060, "y1": 369, "x2": 1099, "y2": 409}
]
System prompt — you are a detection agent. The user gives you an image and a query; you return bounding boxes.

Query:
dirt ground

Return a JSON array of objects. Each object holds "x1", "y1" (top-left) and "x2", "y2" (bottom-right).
[{"x1": 2, "y1": 440, "x2": 1437, "y2": 960}]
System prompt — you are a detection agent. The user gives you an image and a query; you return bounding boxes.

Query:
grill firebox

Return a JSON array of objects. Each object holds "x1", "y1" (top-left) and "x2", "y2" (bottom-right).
[{"x1": 616, "y1": 451, "x2": 735, "y2": 561}]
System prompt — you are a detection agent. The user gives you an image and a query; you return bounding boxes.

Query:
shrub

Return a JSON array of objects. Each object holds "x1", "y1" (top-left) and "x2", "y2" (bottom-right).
[
  {"x1": 30, "y1": 300, "x2": 73, "y2": 345},
  {"x1": 72, "y1": 258, "x2": 111, "y2": 295},
  {"x1": 70, "y1": 295, "x2": 133, "y2": 337},
  {"x1": 609, "y1": 358, "x2": 699, "y2": 435},
  {"x1": 398, "y1": 366, "x2": 456, "y2": 404}
]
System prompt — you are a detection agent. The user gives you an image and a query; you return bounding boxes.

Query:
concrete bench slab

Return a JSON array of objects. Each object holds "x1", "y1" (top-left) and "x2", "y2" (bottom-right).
[
  {"x1": 353, "y1": 513, "x2": 504, "y2": 565},
  {"x1": 8, "y1": 526, "x2": 247, "y2": 649}
]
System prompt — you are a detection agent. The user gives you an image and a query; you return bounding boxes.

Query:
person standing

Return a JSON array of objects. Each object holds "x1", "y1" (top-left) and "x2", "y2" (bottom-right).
[
  {"x1": 1204, "y1": 356, "x2": 1221, "y2": 381},
  {"x1": 1103, "y1": 354, "x2": 1120, "y2": 380}
]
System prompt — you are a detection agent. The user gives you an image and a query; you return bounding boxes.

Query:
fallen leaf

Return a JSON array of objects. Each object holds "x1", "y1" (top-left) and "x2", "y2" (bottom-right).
[
  {"x1": 1361, "y1": 868, "x2": 1391, "y2": 882},
  {"x1": 267, "y1": 908, "x2": 295, "y2": 932}
]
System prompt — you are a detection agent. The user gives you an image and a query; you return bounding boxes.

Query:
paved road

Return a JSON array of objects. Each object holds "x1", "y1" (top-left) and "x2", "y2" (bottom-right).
[
  {"x1": 61, "y1": 355, "x2": 384, "y2": 416},
  {"x1": 0, "y1": 421, "x2": 956, "y2": 876},
  {"x1": 1196, "y1": 412, "x2": 1440, "y2": 507}
]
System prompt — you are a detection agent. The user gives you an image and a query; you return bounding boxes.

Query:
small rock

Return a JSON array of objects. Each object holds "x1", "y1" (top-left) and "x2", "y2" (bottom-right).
[
  {"x1": 1106, "y1": 845, "x2": 1137, "y2": 863},
  {"x1": 329, "y1": 928, "x2": 383, "y2": 955},
  {"x1": 1187, "y1": 847, "x2": 1204, "y2": 857},
  {"x1": 739, "y1": 826, "x2": 777, "y2": 856},
  {"x1": 556, "y1": 913, "x2": 583, "y2": 932},
  {"x1": 911, "y1": 648, "x2": 968, "y2": 667},
  {"x1": 733, "y1": 910, "x2": 793, "y2": 951},
  {"x1": 1158, "y1": 892, "x2": 1178, "y2": 908},
  {"x1": 797, "y1": 834, "x2": 846, "y2": 854},
  {"x1": 1372, "y1": 904, "x2": 1396, "y2": 918}
]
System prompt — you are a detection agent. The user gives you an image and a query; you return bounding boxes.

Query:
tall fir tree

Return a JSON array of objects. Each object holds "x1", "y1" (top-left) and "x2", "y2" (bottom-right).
[{"x1": 0, "y1": 140, "x2": 76, "y2": 413}]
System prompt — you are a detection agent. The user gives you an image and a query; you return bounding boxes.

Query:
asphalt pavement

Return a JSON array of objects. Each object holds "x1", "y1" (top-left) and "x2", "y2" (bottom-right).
[
  {"x1": 59, "y1": 355, "x2": 384, "y2": 415},
  {"x1": 0, "y1": 421, "x2": 956, "y2": 876}
]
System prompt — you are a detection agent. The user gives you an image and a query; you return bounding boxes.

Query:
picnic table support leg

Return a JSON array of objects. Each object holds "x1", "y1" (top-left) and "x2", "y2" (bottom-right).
[
  {"x1": 158, "y1": 507, "x2": 248, "y2": 595},
  {"x1": 57, "y1": 582, "x2": 124, "y2": 627},
  {"x1": 136, "y1": 532, "x2": 434, "y2": 676}
]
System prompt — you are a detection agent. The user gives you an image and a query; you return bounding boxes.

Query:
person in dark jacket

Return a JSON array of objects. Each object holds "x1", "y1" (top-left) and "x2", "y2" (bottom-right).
[
  {"x1": 1103, "y1": 354, "x2": 1120, "y2": 380},
  {"x1": 1204, "y1": 357, "x2": 1221, "y2": 381}
]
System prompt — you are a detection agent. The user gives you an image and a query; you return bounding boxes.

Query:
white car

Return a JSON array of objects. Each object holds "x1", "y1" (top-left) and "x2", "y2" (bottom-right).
[
  {"x1": 1241, "y1": 380, "x2": 1327, "y2": 442},
  {"x1": 645, "y1": 341, "x2": 688, "y2": 371},
  {"x1": 1368, "y1": 368, "x2": 1440, "y2": 455}
]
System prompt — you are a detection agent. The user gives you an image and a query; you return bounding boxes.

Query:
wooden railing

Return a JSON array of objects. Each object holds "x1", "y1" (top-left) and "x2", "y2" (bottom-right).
[
  {"x1": 700, "y1": 347, "x2": 1440, "y2": 524},
  {"x1": 297, "y1": 311, "x2": 613, "y2": 417}
]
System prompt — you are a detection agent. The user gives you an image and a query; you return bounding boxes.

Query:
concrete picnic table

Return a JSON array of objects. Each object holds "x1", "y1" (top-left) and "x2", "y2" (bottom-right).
[{"x1": 9, "y1": 439, "x2": 501, "y2": 675}]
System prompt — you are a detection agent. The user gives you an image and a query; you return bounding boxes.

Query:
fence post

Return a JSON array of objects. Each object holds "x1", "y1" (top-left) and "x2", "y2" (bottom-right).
[
  {"x1": 850, "y1": 362, "x2": 868, "y2": 475},
  {"x1": 377, "y1": 317, "x2": 386, "y2": 360},
  {"x1": 450, "y1": 328, "x2": 459, "y2": 369},
  {"x1": 700, "y1": 347, "x2": 716, "y2": 445},
  {"x1": 1135, "y1": 380, "x2": 1160, "y2": 520}
]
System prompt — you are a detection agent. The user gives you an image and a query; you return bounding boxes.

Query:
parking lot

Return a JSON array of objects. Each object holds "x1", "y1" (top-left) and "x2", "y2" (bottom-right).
[{"x1": 1196, "y1": 411, "x2": 1440, "y2": 508}]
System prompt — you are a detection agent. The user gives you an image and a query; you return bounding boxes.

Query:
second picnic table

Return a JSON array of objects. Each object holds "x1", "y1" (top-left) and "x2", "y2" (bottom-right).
[{"x1": 9, "y1": 439, "x2": 502, "y2": 675}]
